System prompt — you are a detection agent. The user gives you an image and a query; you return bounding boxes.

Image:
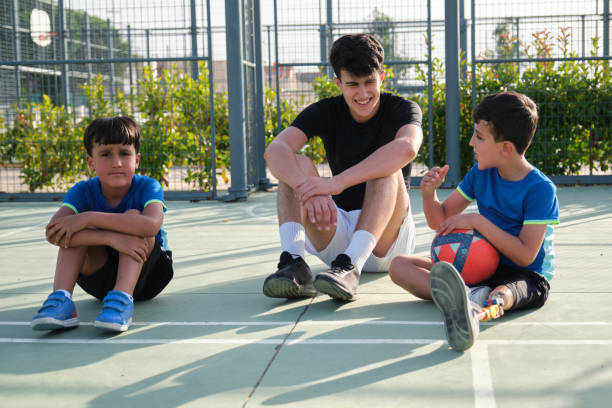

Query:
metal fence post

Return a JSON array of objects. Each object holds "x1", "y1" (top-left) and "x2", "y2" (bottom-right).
[
  {"x1": 604, "y1": 0, "x2": 610, "y2": 57},
  {"x1": 10, "y1": 0, "x2": 21, "y2": 108},
  {"x1": 107, "y1": 19, "x2": 115, "y2": 105},
  {"x1": 58, "y1": 0, "x2": 69, "y2": 107},
  {"x1": 205, "y1": 0, "x2": 217, "y2": 199},
  {"x1": 427, "y1": 0, "x2": 434, "y2": 170},
  {"x1": 190, "y1": 0, "x2": 199, "y2": 79},
  {"x1": 444, "y1": 0, "x2": 461, "y2": 187},
  {"x1": 253, "y1": 0, "x2": 271, "y2": 190},
  {"x1": 225, "y1": 0, "x2": 248, "y2": 201}
]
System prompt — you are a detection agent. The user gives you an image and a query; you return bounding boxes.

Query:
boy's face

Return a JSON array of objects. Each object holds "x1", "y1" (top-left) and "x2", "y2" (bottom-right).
[
  {"x1": 469, "y1": 120, "x2": 504, "y2": 170},
  {"x1": 334, "y1": 69, "x2": 385, "y2": 123},
  {"x1": 86, "y1": 143, "x2": 140, "y2": 192}
]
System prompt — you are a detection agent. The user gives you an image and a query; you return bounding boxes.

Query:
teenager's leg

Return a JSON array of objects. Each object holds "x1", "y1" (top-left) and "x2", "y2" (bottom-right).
[
  {"x1": 277, "y1": 154, "x2": 336, "y2": 253},
  {"x1": 357, "y1": 170, "x2": 409, "y2": 258},
  {"x1": 388, "y1": 255, "x2": 434, "y2": 300}
]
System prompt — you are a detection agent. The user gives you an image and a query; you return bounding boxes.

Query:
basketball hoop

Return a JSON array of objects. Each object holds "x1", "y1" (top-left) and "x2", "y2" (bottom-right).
[{"x1": 30, "y1": 9, "x2": 53, "y2": 47}]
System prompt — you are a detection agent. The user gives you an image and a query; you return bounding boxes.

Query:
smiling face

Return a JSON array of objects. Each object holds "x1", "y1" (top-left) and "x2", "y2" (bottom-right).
[
  {"x1": 86, "y1": 143, "x2": 140, "y2": 196},
  {"x1": 334, "y1": 69, "x2": 385, "y2": 123},
  {"x1": 469, "y1": 120, "x2": 505, "y2": 170}
]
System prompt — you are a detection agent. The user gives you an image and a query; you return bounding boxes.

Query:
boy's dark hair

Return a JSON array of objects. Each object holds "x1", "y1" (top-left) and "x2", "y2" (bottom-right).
[
  {"x1": 329, "y1": 34, "x2": 384, "y2": 79},
  {"x1": 84, "y1": 116, "x2": 141, "y2": 156},
  {"x1": 473, "y1": 91, "x2": 538, "y2": 155}
]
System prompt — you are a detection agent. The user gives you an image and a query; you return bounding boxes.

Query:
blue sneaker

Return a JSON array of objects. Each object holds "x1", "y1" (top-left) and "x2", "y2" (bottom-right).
[
  {"x1": 94, "y1": 291, "x2": 134, "y2": 332},
  {"x1": 31, "y1": 290, "x2": 79, "y2": 331}
]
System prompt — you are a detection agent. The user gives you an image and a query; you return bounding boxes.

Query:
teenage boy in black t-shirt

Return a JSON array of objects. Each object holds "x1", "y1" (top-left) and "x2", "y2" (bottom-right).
[{"x1": 263, "y1": 33, "x2": 423, "y2": 301}]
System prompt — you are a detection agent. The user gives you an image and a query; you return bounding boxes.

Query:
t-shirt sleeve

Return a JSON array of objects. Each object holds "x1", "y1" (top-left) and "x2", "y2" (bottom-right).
[
  {"x1": 290, "y1": 99, "x2": 328, "y2": 140},
  {"x1": 457, "y1": 164, "x2": 477, "y2": 202},
  {"x1": 392, "y1": 98, "x2": 422, "y2": 130},
  {"x1": 140, "y1": 177, "x2": 167, "y2": 211},
  {"x1": 523, "y1": 180, "x2": 559, "y2": 225},
  {"x1": 61, "y1": 181, "x2": 88, "y2": 214}
]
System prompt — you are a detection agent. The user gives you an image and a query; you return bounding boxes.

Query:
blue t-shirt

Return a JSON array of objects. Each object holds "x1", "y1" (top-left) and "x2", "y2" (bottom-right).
[
  {"x1": 457, "y1": 164, "x2": 559, "y2": 280},
  {"x1": 62, "y1": 174, "x2": 169, "y2": 250}
]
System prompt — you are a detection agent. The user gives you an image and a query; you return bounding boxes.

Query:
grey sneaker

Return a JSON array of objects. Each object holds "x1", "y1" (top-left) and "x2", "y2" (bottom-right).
[
  {"x1": 263, "y1": 252, "x2": 317, "y2": 298},
  {"x1": 430, "y1": 261, "x2": 480, "y2": 351},
  {"x1": 313, "y1": 254, "x2": 359, "y2": 301}
]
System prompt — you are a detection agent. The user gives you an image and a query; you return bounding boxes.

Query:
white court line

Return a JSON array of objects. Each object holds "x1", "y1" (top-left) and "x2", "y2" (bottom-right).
[
  {"x1": 1, "y1": 338, "x2": 612, "y2": 345},
  {"x1": 246, "y1": 203, "x2": 276, "y2": 221},
  {"x1": 0, "y1": 222, "x2": 46, "y2": 239},
  {"x1": 2, "y1": 320, "x2": 612, "y2": 327},
  {"x1": 472, "y1": 344, "x2": 496, "y2": 408}
]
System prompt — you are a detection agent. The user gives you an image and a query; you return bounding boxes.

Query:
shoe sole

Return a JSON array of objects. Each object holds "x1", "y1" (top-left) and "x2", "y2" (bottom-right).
[
  {"x1": 94, "y1": 317, "x2": 132, "y2": 332},
  {"x1": 31, "y1": 317, "x2": 79, "y2": 331},
  {"x1": 313, "y1": 276, "x2": 355, "y2": 301},
  {"x1": 430, "y1": 262, "x2": 476, "y2": 351},
  {"x1": 263, "y1": 277, "x2": 317, "y2": 298}
]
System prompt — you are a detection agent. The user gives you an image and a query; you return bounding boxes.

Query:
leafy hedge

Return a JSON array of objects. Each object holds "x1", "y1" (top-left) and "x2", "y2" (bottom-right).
[
  {"x1": 413, "y1": 28, "x2": 611, "y2": 176},
  {"x1": 0, "y1": 30, "x2": 609, "y2": 193}
]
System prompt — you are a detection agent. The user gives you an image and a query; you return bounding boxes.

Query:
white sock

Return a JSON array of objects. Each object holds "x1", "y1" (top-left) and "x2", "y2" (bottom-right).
[
  {"x1": 56, "y1": 289, "x2": 72, "y2": 299},
  {"x1": 279, "y1": 222, "x2": 306, "y2": 259},
  {"x1": 344, "y1": 230, "x2": 377, "y2": 272},
  {"x1": 116, "y1": 290, "x2": 134, "y2": 302}
]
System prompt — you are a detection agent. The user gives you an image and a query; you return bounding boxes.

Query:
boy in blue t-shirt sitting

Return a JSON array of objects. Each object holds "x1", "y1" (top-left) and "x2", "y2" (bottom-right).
[
  {"x1": 31, "y1": 117, "x2": 173, "y2": 333},
  {"x1": 389, "y1": 91, "x2": 559, "y2": 351}
]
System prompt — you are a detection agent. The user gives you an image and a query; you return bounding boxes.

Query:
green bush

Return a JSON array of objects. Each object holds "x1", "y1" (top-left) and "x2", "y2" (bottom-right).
[{"x1": 414, "y1": 29, "x2": 611, "y2": 176}]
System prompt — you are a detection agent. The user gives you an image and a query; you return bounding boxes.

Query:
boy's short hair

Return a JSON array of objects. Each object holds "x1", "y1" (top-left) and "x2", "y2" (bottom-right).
[
  {"x1": 84, "y1": 116, "x2": 141, "y2": 156},
  {"x1": 473, "y1": 91, "x2": 538, "y2": 155},
  {"x1": 329, "y1": 33, "x2": 384, "y2": 79}
]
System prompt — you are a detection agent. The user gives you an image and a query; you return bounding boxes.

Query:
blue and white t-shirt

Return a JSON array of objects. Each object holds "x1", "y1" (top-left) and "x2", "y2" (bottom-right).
[
  {"x1": 62, "y1": 174, "x2": 169, "y2": 250},
  {"x1": 457, "y1": 164, "x2": 559, "y2": 280}
]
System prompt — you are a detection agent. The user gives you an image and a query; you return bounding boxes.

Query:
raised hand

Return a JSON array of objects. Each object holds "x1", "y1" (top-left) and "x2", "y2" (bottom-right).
[{"x1": 420, "y1": 164, "x2": 449, "y2": 196}]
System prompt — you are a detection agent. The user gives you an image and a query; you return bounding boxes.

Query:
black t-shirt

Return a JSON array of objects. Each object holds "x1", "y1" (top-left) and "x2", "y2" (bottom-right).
[{"x1": 291, "y1": 93, "x2": 422, "y2": 211}]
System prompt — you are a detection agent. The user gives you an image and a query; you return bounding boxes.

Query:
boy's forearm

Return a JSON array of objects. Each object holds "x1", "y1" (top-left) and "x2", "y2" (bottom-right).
[
  {"x1": 421, "y1": 190, "x2": 445, "y2": 229},
  {"x1": 80, "y1": 212, "x2": 160, "y2": 237},
  {"x1": 60, "y1": 228, "x2": 117, "y2": 248}
]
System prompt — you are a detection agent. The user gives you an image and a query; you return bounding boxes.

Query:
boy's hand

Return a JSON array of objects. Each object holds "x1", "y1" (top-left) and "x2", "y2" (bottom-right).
[
  {"x1": 46, "y1": 214, "x2": 88, "y2": 248},
  {"x1": 109, "y1": 233, "x2": 149, "y2": 263},
  {"x1": 296, "y1": 176, "x2": 342, "y2": 203},
  {"x1": 436, "y1": 213, "x2": 482, "y2": 236},
  {"x1": 420, "y1": 164, "x2": 449, "y2": 196},
  {"x1": 304, "y1": 195, "x2": 337, "y2": 231}
]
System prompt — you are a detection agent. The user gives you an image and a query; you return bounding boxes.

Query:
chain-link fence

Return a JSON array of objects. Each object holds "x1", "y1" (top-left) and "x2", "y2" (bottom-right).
[{"x1": 1, "y1": 0, "x2": 610, "y2": 200}]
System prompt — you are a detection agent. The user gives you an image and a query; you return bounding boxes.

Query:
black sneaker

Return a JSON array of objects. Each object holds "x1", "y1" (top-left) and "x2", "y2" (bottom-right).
[
  {"x1": 430, "y1": 261, "x2": 480, "y2": 351},
  {"x1": 263, "y1": 251, "x2": 317, "y2": 298},
  {"x1": 313, "y1": 254, "x2": 360, "y2": 301}
]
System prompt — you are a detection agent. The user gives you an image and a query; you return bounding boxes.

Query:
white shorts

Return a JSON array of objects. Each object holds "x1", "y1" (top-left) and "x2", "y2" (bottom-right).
[{"x1": 305, "y1": 203, "x2": 416, "y2": 273}]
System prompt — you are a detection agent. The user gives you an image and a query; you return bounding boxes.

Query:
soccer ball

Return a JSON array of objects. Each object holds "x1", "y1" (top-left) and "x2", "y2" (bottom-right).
[{"x1": 430, "y1": 229, "x2": 500, "y2": 284}]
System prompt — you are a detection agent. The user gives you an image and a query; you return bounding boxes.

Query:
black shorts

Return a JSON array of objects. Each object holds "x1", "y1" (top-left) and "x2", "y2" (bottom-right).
[
  {"x1": 469, "y1": 264, "x2": 550, "y2": 311},
  {"x1": 76, "y1": 241, "x2": 173, "y2": 301}
]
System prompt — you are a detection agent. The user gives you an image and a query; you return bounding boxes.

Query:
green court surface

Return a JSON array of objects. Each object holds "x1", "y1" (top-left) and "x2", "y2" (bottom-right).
[{"x1": 1, "y1": 186, "x2": 611, "y2": 407}]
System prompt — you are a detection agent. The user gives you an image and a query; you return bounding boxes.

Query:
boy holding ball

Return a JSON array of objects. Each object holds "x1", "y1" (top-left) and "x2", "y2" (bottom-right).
[{"x1": 389, "y1": 92, "x2": 559, "y2": 351}]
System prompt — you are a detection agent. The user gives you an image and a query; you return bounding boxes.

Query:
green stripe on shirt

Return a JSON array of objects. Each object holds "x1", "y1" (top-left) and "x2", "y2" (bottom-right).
[
  {"x1": 456, "y1": 186, "x2": 473, "y2": 202},
  {"x1": 61, "y1": 203, "x2": 78, "y2": 214},
  {"x1": 144, "y1": 199, "x2": 167, "y2": 210},
  {"x1": 524, "y1": 220, "x2": 560, "y2": 225}
]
